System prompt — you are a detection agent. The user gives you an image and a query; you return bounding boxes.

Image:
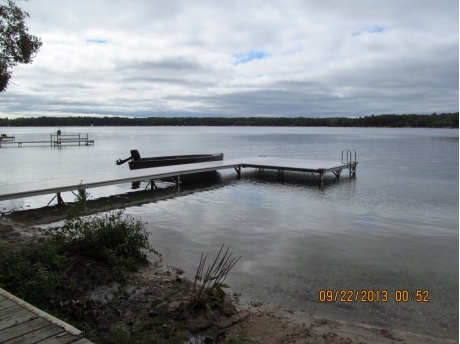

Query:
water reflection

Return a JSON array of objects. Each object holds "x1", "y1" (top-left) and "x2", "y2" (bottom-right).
[{"x1": 120, "y1": 171, "x2": 458, "y2": 338}]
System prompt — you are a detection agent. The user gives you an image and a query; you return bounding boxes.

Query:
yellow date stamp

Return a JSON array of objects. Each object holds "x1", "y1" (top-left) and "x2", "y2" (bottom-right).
[{"x1": 318, "y1": 290, "x2": 430, "y2": 303}]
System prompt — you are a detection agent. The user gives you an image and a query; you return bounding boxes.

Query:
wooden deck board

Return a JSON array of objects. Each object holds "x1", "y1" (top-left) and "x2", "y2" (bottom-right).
[
  {"x1": 0, "y1": 305, "x2": 24, "y2": 320},
  {"x1": 0, "y1": 317, "x2": 49, "y2": 343},
  {"x1": 0, "y1": 300, "x2": 17, "y2": 311},
  {"x1": 0, "y1": 288, "x2": 93, "y2": 344},
  {"x1": 0, "y1": 309, "x2": 36, "y2": 331},
  {"x1": 4, "y1": 324, "x2": 64, "y2": 344}
]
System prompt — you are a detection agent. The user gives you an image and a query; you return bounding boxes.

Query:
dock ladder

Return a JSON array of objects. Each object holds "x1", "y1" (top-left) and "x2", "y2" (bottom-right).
[{"x1": 342, "y1": 149, "x2": 357, "y2": 176}]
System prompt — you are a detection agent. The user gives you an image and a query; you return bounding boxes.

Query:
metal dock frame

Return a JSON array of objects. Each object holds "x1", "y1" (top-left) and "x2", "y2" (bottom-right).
[
  {"x1": 50, "y1": 133, "x2": 93, "y2": 146},
  {"x1": 0, "y1": 152, "x2": 358, "y2": 205},
  {"x1": 0, "y1": 133, "x2": 94, "y2": 147}
]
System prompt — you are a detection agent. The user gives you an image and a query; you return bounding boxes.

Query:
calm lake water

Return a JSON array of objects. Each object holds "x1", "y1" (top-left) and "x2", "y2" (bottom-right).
[{"x1": 0, "y1": 126, "x2": 458, "y2": 337}]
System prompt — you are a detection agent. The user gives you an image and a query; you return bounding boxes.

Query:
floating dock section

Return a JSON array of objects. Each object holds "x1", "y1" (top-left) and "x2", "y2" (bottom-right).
[{"x1": 0, "y1": 150, "x2": 357, "y2": 205}]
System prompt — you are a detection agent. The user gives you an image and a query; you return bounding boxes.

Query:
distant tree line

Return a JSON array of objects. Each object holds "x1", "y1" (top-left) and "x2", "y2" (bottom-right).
[{"x1": 0, "y1": 112, "x2": 458, "y2": 128}]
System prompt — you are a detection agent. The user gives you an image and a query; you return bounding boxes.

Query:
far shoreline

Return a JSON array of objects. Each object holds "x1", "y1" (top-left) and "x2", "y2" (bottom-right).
[{"x1": 0, "y1": 112, "x2": 458, "y2": 129}]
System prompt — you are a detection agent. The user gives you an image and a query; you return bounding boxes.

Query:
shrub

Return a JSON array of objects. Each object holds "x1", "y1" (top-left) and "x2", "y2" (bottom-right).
[
  {"x1": 0, "y1": 189, "x2": 161, "y2": 307},
  {"x1": 0, "y1": 242, "x2": 62, "y2": 307},
  {"x1": 50, "y1": 208, "x2": 161, "y2": 281}
]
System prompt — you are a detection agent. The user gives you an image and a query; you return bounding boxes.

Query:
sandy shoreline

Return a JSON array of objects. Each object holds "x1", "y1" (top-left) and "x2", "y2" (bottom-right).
[{"x1": 1, "y1": 204, "x2": 457, "y2": 343}]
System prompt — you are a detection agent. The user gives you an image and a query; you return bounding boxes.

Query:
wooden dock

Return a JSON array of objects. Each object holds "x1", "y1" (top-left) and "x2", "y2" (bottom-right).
[
  {"x1": 0, "y1": 151, "x2": 357, "y2": 204},
  {"x1": 0, "y1": 288, "x2": 92, "y2": 344}
]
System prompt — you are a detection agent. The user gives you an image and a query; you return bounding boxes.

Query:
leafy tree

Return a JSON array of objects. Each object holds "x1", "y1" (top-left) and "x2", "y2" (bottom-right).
[{"x1": 0, "y1": 0, "x2": 42, "y2": 91}]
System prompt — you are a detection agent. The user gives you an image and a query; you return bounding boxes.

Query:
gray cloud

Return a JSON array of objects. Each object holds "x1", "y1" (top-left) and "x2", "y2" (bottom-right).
[{"x1": 0, "y1": 0, "x2": 458, "y2": 118}]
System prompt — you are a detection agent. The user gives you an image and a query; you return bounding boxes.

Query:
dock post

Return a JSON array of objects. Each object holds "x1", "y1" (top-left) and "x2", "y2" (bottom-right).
[
  {"x1": 333, "y1": 169, "x2": 342, "y2": 179},
  {"x1": 234, "y1": 166, "x2": 241, "y2": 177},
  {"x1": 278, "y1": 169, "x2": 284, "y2": 180},
  {"x1": 349, "y1": 163, "x2": 356, "y2": 177},
  {"x1": 172, "y1": 175, "x2": 181, "y2": 186},
  {"x1": 57, "y1": 193, "x2": 65, "y2": 205},
  {"x1": 47, "y1": 193, "x2": 66, "y2": 206},
  {"x1": 173, "y1": 175, "x2": 181, "y2": 195}
]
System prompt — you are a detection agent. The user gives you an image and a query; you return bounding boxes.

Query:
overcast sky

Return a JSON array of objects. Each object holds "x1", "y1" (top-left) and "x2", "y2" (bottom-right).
[{"x1": 1, "y1": 0, "x2": 458, "y2": 118}]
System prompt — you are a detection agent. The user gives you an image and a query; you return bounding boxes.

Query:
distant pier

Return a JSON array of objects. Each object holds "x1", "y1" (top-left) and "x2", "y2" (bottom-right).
[{"x1": 0, "y1": 133, "x2": 94, "y2": 148}]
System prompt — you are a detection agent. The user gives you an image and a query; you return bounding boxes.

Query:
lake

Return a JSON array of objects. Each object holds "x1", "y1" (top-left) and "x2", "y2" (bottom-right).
[{"x1": 0, "y1": 126, "x2": 458, "y2": 337}]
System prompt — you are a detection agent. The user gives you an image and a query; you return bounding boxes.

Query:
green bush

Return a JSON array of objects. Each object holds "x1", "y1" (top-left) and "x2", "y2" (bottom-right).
[
  {"x1": 51, "y1": 208, "x2": 161, "y2": 281},
  {"x1": 0, "y1": 242, "x2": 62, "y2": 306},
  {"x1": 0, "y1": 190, "x2": 161, "y2": 307}
]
